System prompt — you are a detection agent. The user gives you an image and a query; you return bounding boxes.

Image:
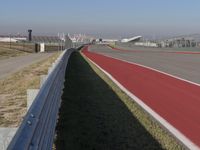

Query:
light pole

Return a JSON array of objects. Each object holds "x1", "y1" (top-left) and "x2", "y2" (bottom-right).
[{"x1": 9, "y1": 34, "x2": 11, "y2": 49}]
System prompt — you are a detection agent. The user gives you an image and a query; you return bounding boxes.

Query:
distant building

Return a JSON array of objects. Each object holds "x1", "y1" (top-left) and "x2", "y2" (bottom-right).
[
  {"x1": 0, "y1": 34, "x2": 69, "y2": 45},
  {"x1": 118, "y1": 36, "x2": 158, "y2": 47},
  {"x1": 31, "y1": 35, "x2": 72, "y2": 51},
  {"x1": 121, "y1": 36, "x2": 142, "y2": 43},
  {"x1": 134, "y1": 41, "x2": 158, "y2": 47},
  {"x1": 0, "y1": 35, "x2": 26, "y2": 42},
  {"x1": 160, "y1": 37, "x2": 197, "y2": 48},
  {"x1": 31, "y1": 36, "x2": 63, "y2": 44},
  {"x1": 96, "y1": 38, "x2": 118, "y2": 44}
]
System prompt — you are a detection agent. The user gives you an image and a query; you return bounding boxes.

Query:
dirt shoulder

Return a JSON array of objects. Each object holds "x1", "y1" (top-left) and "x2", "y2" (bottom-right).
[{"x1": 0, "y1": 52, "x2": 53, "y2": 79}]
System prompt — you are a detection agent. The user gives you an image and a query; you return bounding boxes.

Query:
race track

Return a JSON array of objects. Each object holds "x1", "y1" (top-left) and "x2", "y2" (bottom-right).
[
  {"x1": 89, "y1": 45, "x2": 200, "y2": 84},
  {"x1": 82, "y1": 45, "x2": 200, "y2": 149}
]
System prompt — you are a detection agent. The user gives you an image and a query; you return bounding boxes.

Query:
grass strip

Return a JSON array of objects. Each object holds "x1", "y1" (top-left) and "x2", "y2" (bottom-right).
[{"x1": 55, "y1": 52, "x2": 181, "y2": 150}]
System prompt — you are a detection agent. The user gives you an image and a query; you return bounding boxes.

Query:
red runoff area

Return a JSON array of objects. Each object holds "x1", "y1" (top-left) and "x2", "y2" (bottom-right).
[{"x1": 82, "y1": 46, "x2": 200, "y2": 147}]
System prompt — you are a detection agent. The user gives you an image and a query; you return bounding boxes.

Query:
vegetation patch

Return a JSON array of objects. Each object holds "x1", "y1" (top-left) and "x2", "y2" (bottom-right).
[
  {"x1": 0, "y1": 46, "x2": 27, "y2": 60},
  {"x1": 55, "y1": 52, "x2": 183, "y2": 150}
]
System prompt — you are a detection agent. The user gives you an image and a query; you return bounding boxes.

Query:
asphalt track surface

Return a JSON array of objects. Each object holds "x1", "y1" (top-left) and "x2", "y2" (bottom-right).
[
  {"x1": 90, "y1": 45, "x2": 200, "y2": 84},
  {"x1": 82, "y1": 45, "x2": 200, "y2": 149},
  {"x1": 0, "y1": 53, "x2": 53, "y2": 79},
  {"x1": 112, "y1": 44, "x2": 200, "y2": 53}
]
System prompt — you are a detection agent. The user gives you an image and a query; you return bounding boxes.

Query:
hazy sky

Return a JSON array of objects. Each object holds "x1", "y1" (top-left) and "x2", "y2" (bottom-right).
[{"x1": 0, "y1": 0, "x2": 200, "y2": 38}]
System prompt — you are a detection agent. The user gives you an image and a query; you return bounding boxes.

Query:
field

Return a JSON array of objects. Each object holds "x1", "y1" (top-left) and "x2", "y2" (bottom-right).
[
  {"x1": 0, "y1": 42, "x2": 35, "y2": 53},
  {"x1": 0, "y1": 46, "x2": 27, "y2": 59}
]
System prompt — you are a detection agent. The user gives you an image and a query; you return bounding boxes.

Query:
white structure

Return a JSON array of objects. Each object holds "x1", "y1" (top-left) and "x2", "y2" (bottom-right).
[
  {"x1": 40, "y1": 43, "x2": 45, "y2": 52},
  {"x1": 68, "y1": 34, "x2": 94, "y2": 43},
  {"x1": 135, "y1": 42, "x2": 158, "y2": 47},
  {"x1": 0, "y1": 37, "x2": 26, "y2": 42},
  {"x1": 121, "y1": 36, "x2": 142, "y2": 43},
  {"x1": 0, "y1": 37, "x2": 17, "y2": 42},
  {"x1": 102, "y1": 39, "x2": 118, "y2": 42},
  {"x1": 95, "y1": 38, "x2": 118, "y2": 45}
]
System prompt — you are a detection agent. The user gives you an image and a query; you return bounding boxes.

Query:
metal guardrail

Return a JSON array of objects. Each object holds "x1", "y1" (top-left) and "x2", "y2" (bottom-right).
[{"x1": 8, "y1": 48, "x2": 75, "y2": 150}]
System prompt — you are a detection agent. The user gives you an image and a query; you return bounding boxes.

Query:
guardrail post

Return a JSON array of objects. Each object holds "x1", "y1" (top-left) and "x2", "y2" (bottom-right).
[
  {"x1": 48, "y1": 67, "x2": 53, "y2": 74},
  {"x1": 40, "y1": 75, "x2": 47, "y2": 88}
]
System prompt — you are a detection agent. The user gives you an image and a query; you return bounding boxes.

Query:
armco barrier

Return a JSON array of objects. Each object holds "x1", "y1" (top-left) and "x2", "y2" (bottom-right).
[{"x1": 7, "y1": 48, "x2": 75, "y2": 150}]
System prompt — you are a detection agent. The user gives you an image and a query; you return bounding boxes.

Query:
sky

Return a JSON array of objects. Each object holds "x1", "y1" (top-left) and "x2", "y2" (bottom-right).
[{"x1": 0, "y1": 0, "x2": 200, "y2": 38}]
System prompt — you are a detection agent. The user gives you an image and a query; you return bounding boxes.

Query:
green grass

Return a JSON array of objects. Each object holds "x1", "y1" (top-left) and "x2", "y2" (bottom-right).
[{"x1": 55, "y1": 52, "x2": 184, "y2": 150}]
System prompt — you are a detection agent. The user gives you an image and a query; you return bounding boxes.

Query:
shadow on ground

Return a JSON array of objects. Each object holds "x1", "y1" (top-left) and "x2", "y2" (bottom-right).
[{"x1": 55, "y1": 52, "x2": 162, "y2": 150}]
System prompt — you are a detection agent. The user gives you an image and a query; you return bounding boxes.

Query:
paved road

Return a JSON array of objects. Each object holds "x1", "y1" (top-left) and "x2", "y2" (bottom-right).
[
  {"x1": 89, "y1": 45, "x2": 200, "y2": 84},
  {"x1": 83, "y1": 45, "x2": 200, "y2": 149},
  {"x1": 0, "y1": 53, "x2": 53, "y2": 79}
]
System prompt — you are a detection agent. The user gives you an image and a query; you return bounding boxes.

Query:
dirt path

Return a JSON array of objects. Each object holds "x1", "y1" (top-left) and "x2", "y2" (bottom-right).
[{"x1": 0, "y1": 53, "x2": 53, "y2": 79}]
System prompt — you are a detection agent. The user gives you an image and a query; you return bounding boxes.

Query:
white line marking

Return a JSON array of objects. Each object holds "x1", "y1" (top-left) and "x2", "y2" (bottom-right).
[{"x1": 82, "y1": 51, "x2": 200, "y2": 150}]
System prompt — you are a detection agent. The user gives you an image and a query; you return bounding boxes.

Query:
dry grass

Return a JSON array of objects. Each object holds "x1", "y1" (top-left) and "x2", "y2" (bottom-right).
[
  {"x1": 0, "y1": 42, "x2": 35, "y2": 53},
  {"x1": 0, "y1": 46, "x2": 27, "y2": 60},
  {"x1": 0, "y1": 52, "x2": 61, "y2": 127}
]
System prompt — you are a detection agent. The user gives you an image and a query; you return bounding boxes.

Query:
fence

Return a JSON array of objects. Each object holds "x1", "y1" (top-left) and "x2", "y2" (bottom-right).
[
  {"x1": 0, "y1": 42, "x2": 67, "y2": 53},
  {"x1": 7, "y1": 48, "x2": 75, "y2": 149},
  {"x1": 0, "y1": 42, "x2": 36, "y2": 53}
]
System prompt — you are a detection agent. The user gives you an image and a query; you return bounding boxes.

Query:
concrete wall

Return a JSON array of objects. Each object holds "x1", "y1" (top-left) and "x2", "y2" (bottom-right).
[
  {"x1": 115, "y1": 41, "x2": 158, "y2": 48},
  {"x1": 135, "y1": 42, "x2": 158, "y2": 47}
]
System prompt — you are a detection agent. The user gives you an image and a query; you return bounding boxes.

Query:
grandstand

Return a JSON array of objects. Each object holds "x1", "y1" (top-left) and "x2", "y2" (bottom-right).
[
  {"x1": 0, "y1": 34, "x2": 64, "y2": 44},
  {"x1": 31, "y1": 36, "x2": 62, "y2": 44}
]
